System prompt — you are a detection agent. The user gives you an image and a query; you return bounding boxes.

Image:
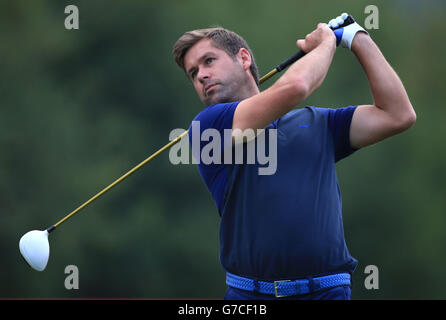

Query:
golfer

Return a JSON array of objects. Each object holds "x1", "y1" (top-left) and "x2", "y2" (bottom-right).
[{"x1": 172, "y1": 15, "x2": 416, "y2": 300}]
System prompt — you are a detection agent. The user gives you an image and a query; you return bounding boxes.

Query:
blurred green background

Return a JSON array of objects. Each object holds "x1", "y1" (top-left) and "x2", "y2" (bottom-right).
[{"x1": 1, "y1": 0, "x2": 445, "y2": 299}]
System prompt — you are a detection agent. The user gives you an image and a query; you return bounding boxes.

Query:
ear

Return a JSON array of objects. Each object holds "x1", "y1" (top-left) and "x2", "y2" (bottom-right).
[{"x1": 236, "y1": 48, "x2": 252, "y2": 71}]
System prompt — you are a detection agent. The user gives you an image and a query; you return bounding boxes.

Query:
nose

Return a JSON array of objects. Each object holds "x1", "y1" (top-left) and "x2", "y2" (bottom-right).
[{"x1": 197, "y1": 68, "x2": 211, "y2": 84}]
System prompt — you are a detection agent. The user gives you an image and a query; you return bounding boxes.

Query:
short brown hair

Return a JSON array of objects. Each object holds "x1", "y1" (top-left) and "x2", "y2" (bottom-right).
[{"x1": 172, "y1": 27, "x2": 259, "y2": 85}]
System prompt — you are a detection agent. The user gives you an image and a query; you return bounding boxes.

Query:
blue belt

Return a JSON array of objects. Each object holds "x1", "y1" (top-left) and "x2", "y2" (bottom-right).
[{"x1": 226, "y1": 272, "x2": 351, "y2": 298}]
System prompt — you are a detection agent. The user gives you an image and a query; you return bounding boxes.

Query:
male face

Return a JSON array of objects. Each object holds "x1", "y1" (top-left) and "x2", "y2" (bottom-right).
[{"x1": 183, "y1": 38, "x2": 252, "y2": 106}]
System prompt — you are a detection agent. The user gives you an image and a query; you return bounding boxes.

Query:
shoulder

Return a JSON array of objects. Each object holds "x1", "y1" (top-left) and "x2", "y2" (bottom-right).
[
  {"x1": 276, "y1": 106, "x2": 324, "y2": 126},
  {"x1": 311, "y1": 105, "x2": 358, "y2": 118},
  {"x1": 188, "y1": 101, "x2": 241, "y2": 143},
  {"x1": 193, "y1": 101, "x2": 240, "y2": 124},
  {"x1": 280, "y1": 105, "x2": 332, "y2": 118},
  {"x1": 277, "y1": 105, "x2": 357, "y2": 122},
  {"x1": 306, "y1": 105, "x2": 358, "y2": 129}
]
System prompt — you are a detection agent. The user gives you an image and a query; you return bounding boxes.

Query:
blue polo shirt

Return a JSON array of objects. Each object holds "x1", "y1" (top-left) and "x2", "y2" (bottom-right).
[{"x1": 188, "y1": 101, "x2": 359, "y2": 281}]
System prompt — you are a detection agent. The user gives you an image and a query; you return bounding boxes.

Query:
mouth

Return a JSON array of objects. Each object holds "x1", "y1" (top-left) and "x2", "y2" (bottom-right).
[{"x1": 204, "y1": 83, "x2": 219, "y2": 95}]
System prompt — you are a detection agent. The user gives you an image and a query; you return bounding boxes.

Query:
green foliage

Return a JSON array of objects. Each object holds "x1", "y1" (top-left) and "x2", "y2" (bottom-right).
[{"x1": 1, "y1": 0, "x2": 444, "y2": 299}]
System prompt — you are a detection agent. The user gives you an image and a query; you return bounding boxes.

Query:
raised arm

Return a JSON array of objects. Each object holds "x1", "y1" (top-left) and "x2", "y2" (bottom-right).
[
  {"x1": 232, "y1": 23, "x2": 336, "y2": 133},
  {"x1": 349, "y1": 32, "x2": 416, "y2": 149}
]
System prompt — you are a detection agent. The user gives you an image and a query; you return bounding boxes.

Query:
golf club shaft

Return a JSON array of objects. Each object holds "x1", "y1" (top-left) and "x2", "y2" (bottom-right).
[
  {"x1": 47, "y1": 130, "x2": 189, "y2": 232},
  {"x1": 48, "y1": 52, "x2": 290, "y2": 232},
  {"x1": 47, "y1": 44, "x2": 311, "y2": 233},
  {"x1": 259, "y1": 51, "x2": 306, "y2": 84},
  {"x1": 47, "y1": 16, "x2": 356, "y2": 233}
]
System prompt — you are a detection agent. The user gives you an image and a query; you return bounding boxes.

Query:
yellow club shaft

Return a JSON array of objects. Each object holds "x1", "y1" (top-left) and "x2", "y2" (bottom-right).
[
  {"x1": 259, "y1": 69, "x2": 278, "y2": 85},
  {"x1": 52, "y1": 130, "x2": 189, "y2": 229},
  {"x1": 50, "y1": 64, "x2": 284, "y2": 232}
]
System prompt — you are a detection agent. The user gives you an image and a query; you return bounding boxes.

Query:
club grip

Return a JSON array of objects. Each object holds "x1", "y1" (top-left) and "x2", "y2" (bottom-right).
[
  {"x1": 276, "y1": 50, "x2": 306, "y2": 72},
  {"x1": 331, "y1": 15, "x2": 355, "y2": 31},
  {"x1": 274, "y1": 15, "x2": 356, "y2": 73}
]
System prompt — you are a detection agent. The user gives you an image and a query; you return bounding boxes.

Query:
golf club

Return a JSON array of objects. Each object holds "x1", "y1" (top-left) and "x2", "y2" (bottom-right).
[{"x1": 19, "y1": 14, "x2": 355, "y2": 272}]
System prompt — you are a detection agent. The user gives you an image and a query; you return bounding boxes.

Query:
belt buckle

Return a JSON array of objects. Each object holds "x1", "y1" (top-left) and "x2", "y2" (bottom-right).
[{"x1": 274, "y1": 280, "x2": 291, "y2": 298}]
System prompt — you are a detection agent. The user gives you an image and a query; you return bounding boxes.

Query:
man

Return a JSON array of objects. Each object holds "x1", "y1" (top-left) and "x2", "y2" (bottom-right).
[{"x1": 172, "y1": 14, "x2": 416, "y2": 300}]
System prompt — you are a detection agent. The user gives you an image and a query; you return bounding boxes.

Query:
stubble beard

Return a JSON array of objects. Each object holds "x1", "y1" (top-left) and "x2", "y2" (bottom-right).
[{"x1": 202, "y1": 65, "x2": 252, "y2": 106}]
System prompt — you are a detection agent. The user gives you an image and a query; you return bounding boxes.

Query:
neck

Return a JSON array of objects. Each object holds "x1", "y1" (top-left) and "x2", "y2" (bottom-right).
[{"x1": 238, "y1": 78, "x2": 260, "y2": 100}]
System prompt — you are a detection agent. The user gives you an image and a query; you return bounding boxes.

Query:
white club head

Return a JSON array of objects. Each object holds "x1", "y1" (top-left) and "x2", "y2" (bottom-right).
[{"x1": 19, "y1": 230, "x2": 50, "y2": 271}]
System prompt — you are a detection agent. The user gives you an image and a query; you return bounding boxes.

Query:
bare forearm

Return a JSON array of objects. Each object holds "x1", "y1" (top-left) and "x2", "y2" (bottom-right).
[
  {"x1": 352, "y1": 32, "x2": 416, "y2": 123},
  {"x1": 275, "y1": 39, "x2": 336, "y2": 102}
]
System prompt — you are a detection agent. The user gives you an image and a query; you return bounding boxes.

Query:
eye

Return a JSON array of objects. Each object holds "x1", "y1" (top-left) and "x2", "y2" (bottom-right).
[
  {"x1": 205, "y1": 57, "x2": 215, "y2": 64},
  {"x1": 188, "y1": 68, "x2": 198, "y2": 80}
]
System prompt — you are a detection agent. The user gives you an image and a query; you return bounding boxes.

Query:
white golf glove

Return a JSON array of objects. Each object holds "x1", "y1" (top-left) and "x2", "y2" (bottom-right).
[{"x1": 329, "y1": 13, "x2": 368, "y2": 50}]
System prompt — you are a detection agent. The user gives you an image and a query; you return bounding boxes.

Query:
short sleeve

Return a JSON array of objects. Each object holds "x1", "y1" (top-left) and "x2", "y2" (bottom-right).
[{"x1": 316, "y1": 106, "x2": 358, "y2": 162}]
